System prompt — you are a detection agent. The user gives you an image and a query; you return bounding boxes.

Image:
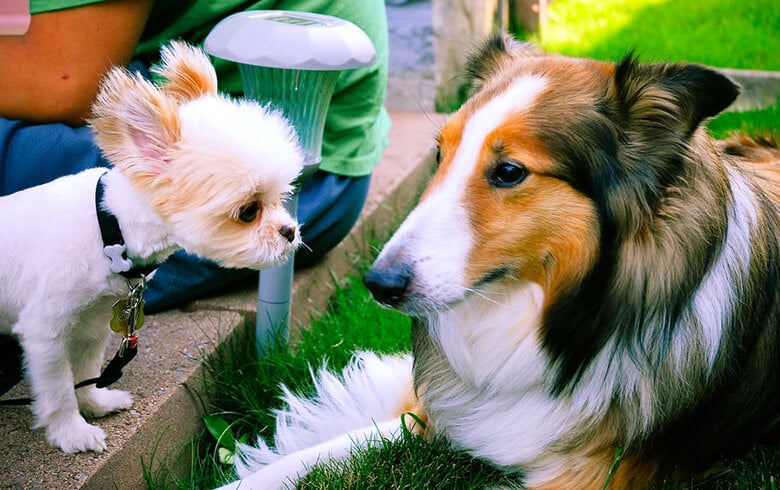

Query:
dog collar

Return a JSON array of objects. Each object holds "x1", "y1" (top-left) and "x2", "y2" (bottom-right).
[{"x1": 95, "y1": 172, "x2": 159, "y2": 279}]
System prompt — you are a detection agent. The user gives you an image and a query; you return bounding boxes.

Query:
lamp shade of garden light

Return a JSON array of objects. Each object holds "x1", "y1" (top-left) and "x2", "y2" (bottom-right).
[{"x1": 205, "y1": 11, "x2": 376, "y2": 351}]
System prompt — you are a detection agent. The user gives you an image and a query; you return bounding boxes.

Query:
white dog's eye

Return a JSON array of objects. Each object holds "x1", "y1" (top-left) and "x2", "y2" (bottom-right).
[
  {"x1": 238, "y1": 202, "x2": 260, "y2": 223},
  {"x1": 489, "y1": 160, "x2": 529, "y2": 188}
]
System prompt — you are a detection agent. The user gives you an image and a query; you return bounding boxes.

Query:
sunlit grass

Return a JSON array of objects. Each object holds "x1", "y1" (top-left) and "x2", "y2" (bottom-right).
[
  {"x1": 708, "y1": 97, "x2": 780, "y2": 138},
  {"x1": 538, "y1": 0, "x2": 780, "y2": 70}
]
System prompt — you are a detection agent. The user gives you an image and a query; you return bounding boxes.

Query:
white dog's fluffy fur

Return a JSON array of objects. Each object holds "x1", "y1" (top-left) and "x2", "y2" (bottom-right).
[{"x1": 0, "y1": 41, "x2": 303, "y2": 453}]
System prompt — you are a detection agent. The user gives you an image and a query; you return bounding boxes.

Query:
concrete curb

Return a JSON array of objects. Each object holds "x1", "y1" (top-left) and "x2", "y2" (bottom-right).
[{"x1": 719, "y1": 67, "x2": 780, "y2": 112}]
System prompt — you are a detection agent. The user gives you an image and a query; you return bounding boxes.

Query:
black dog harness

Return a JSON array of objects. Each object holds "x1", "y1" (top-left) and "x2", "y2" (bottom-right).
[{"x1": 95, "y1": 172, "x2": 159, "y2": 279}]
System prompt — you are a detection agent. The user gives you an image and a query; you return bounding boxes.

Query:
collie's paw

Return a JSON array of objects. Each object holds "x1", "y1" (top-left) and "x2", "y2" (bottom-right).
[
  {"x1": 229, "y1": 454, "x2": 308, "y2": 490},
  {"x1": 46, "y1": 415, "x2": 107, "y2": 453},
  {"x1": 78, "y1": 388, "x2": 133, "y2": 418}
]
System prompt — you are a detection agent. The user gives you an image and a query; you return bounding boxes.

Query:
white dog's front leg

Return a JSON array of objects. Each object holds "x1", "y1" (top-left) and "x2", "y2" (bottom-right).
[
  {"x1": 71, "y1": 314, "x2": 133, "y2": 418},
  {"x1": 19, "y1": 329, "x2": 108, "y2": 453},
  {"x1": 217, "y1": 419, "x2": 404, "y2": 490}
]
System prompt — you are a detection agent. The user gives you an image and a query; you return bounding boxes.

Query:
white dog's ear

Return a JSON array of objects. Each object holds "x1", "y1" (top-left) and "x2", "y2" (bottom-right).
[
  {"x1": 90, "y1": 67, "x2": 180, "y2": 186},
  {"x1": 152, "y1": 41, "x2": 218, "y2": 103}
]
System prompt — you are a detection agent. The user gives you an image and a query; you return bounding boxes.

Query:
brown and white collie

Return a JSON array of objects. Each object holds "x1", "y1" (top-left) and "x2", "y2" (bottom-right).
[{"x1": 219, "y1": 34, "x2": 780, "y2": 490}]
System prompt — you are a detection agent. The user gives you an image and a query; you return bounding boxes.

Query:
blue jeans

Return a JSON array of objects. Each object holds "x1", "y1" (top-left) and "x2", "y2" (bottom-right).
[{"x1": 0, "y1": 117, "x2": 370, "y2": 312}]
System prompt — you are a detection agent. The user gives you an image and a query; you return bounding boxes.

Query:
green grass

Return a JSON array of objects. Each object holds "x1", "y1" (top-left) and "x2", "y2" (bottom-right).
[
  {"x1": 143, "y1": 269, "x2": 415, "y2": 489},
  {"x1": 536, "y1": 0, "x2": 780, "y2": 70},
  {"x1": 204, "y1": 273, "x2": 412, "y2": 442},
  {"x1": 143, "y1": 2, "x2": 780, "y2": 488},
  {"x1": 707, "y1": 97, "x2": 780, "y2": 138},
  {"x1": 298, "y1": 434, "x2": 520, "y2": 489}
]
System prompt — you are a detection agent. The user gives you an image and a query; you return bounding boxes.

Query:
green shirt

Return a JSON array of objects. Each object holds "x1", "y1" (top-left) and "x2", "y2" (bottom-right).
[{"x1": 29, "y1": 0, "x2": 390, "y2": 177}]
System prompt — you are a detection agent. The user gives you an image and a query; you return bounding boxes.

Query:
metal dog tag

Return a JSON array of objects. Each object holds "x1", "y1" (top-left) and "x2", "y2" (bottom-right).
[
  {"x1": 110, "y1": 281, "x2": 146, "y2": 335},
  {"x1": 110, "y1": 299, "x2": 130, "y2": 333}
]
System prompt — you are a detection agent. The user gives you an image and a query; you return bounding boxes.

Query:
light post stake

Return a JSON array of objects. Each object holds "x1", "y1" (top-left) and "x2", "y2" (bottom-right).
[{"x1": 205, "y1": 10, "x2": 376, "y2": 352}]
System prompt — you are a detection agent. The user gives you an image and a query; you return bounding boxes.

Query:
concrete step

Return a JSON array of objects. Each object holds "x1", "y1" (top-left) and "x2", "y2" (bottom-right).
[
  {"x1": 0, "y1": 108, "x2": 442, "y2": 490},
  {"x1": 719, "y1": 67, "x2": 780, "y2": 112}
]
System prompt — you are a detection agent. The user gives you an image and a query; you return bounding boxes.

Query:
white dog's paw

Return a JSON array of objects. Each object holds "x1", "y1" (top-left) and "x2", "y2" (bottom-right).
[
  {"x1": 78, "y1": 388, "x2": 133, "y2": 418},
  {"x1": 46, "y1": 414, "x2": 107, "y2": 453}
]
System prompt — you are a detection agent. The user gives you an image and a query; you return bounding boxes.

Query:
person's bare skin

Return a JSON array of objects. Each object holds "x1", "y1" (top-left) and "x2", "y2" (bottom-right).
[{"x1": 0, "y1": 0, "x2": 154, "y2": 125}]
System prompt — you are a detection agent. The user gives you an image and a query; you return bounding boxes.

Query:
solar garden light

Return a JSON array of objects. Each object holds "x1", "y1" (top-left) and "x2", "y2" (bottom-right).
[{"x1": 204, "y1": 10, "x2": 376, "y2": 351}]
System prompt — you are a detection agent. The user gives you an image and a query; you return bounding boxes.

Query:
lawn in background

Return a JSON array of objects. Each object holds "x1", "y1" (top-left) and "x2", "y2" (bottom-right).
[{"x1": 538, "y1": 0, "x2": 780, "y2": 70}]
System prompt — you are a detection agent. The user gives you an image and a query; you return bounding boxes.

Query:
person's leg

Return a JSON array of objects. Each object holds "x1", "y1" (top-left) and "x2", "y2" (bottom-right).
[
  {"x1": 294, "y1": 171, "x2": 371, "y2": 268},
  {"x1": 143, "y1": 171, "x2": 371, "y2": 312},
  {"x1": 0, "y1": 118, "x2": 108, "y2": 196}
]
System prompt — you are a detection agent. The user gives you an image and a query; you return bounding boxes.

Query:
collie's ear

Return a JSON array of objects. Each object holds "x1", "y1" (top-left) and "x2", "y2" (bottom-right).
[
  {"x1": 611, "y1": 55, "x2": 740, "y2": 138},
  {"x1": 152, "y1": 41, "x2": 219, "y2": 103},
  {"x1": 590, "y1": 57, "x2": 739, "y2": 239},
  {"x1": 89, "y1": 67, "x2": 181, "y2": 186},
  {"x1": 464, "y1": 33, "x2": 544, "y2": 92}
]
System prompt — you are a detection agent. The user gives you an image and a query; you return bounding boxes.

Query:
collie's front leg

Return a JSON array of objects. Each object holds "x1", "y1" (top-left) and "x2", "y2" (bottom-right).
[{"x1": 217, "y1": 419, "x2": 405, "y2": 490}]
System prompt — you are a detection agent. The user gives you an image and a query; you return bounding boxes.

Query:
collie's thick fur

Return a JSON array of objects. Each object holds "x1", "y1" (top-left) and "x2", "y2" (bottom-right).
[{"x1": 222, "y1": 35, "x2": 780, "y2": 489}]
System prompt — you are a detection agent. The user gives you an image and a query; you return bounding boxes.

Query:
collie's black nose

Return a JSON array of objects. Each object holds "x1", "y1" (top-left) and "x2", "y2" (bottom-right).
[{"x1": 363, "y1": 263, "x2": 413, "y2": 306}]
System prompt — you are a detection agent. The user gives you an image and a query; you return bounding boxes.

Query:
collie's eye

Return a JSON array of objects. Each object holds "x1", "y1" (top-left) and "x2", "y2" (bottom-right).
[
  {"x1": 434, "y1": 145, "x2": 441, "y2": 165},
  {"x1": 489, "y1": 161, "x2": 529, "y2": 188},
  {"x1": 237, "y1": 202, "x2": 260, "y2": 223}
]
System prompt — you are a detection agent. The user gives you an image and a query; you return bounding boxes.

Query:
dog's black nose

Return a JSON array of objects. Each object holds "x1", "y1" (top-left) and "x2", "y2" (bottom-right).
[
  {"x1": 278, "y1": 223, "x2": 296, "y2": 243},
  {"x1": 363, "y1": 263, "x2": 413, "y2": 306}
]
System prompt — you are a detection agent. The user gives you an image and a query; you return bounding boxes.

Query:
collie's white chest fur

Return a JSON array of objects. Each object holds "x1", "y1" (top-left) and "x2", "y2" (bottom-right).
[{"x1": 418, "y1": 283, "x2": 581, "y2": 469}]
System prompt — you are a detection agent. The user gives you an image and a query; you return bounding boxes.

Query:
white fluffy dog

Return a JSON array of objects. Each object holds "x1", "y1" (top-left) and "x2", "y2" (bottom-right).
[{"x1": 0, "y1": 41, "x2": 303, "y2": 453}]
